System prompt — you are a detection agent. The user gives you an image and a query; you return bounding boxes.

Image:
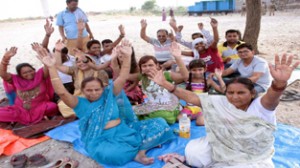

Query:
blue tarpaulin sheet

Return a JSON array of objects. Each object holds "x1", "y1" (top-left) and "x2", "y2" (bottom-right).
[{"x1": 46, "y1": 121, "x2": 300, "y2": 168}]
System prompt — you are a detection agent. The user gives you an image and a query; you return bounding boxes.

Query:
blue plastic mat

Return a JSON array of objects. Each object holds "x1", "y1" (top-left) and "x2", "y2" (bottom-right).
[{"x1": 46, "y1": 121, "x2": 300, "y2": 168}]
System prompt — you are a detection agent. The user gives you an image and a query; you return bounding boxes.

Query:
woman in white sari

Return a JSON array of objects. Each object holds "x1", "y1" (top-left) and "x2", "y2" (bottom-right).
[{"x1": 150, "y1": 54, "x2": 299, "y2": 168}]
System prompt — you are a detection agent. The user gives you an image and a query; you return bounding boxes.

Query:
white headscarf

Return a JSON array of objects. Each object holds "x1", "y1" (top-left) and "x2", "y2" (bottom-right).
[{"x1": 192, "y1": 38, "x2": 208, "y2": 59}]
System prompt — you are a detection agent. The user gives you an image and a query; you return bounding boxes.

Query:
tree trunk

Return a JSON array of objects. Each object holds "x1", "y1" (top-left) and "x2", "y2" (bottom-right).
[{"x1": 242, "y1": 0, "x2": 261, "y2": 54}]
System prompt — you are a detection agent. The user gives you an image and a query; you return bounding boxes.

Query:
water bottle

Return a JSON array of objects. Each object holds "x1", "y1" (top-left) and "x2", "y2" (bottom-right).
[{"x1": 179, "y1": 114, "x2": 191, "y2": 138}]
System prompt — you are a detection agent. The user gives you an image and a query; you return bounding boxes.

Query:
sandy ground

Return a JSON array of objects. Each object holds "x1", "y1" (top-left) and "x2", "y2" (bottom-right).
[{"x1": 0, "y1": 11, "x2": 300, "y2": 167}]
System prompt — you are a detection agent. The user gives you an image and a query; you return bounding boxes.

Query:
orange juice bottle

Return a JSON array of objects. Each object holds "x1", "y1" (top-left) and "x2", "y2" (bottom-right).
[{"x1": 179, "y1": 114, "x2": 191, "y2": 138}]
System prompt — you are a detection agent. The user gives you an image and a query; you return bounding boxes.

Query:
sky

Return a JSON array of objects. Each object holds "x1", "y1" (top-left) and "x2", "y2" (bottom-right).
[{"x1": 0, "y1": 0, "x2": 197, "y2": 20}]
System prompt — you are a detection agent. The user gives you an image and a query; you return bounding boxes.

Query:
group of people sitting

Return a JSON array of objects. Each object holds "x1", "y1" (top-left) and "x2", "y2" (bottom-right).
[{"x1": 0, "y1": 12, "x2": 299, "y2": 168}]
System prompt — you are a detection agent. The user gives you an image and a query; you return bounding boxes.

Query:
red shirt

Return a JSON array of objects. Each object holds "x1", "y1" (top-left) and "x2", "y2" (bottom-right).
[{"x1": 200, "y1": 47, "x2": 224, "y2": 73}]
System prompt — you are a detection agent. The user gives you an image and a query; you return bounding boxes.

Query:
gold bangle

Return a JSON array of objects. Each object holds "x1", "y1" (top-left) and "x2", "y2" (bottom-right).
[{"x1": 51, "y1": 78, "x2": 60, "y2": 81}]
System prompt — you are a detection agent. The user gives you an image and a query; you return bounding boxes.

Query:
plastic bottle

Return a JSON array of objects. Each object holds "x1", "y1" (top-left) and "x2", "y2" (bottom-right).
[{"x1": 179, "y1": 114, "x2": 191, "y2": 138}]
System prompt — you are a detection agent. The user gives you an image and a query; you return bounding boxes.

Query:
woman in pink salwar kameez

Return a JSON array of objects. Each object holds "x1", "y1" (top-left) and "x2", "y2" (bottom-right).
[{"x1": 0, "y1": 47, "x2": 58, "y2": 125}]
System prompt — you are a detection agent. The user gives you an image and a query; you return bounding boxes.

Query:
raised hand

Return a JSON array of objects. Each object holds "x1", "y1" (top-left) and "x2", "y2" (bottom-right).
[
  {"x1": 170, "y1": 42, "x2": 181, "y2": 58},
  {"x1": 140, "y1": 19, "x2": 147, "y2": 28},
  {"x1": 3, "y1": 47, "x2": 18, "y2": 59},
  {"x1": 119, "y1": 39, "x2": 132, "y2": 58},
  {"x1": 31, "y1": 42, "x2": 42, "y2": 52},
  {"x1": 35, "y1": 47, "x2": 56, "y2": 68},
  {"x1": 73, "y1": 48, "x2": 85, "y2": 58},
  {"x1": 111, "y1": 46, "x2": 120, "y2": 60},
  {"x1": 214, "y1": 68, "x2": 223, "y2": 78},
  {"x1": 119, "y1": 24, "x2": 125, "y2": 36},
  {"x1": 269, "y1": 54, "x2": 300, "y2": 83},
  {"x1": 169, "y1": 18, "x2": 177, "y2": 30},
  {"x1": 55, "y1": 39, "x2": 66, "y2": 52},
  {"x1": 148, "y1": 69, "x2": 166, "y2": 86},
  {"x1": 210, "y1": 17, "x2": 218, "y2": 28},
  {"x1": 44, "y1": 19, "x2": 54, "y2": 36}
]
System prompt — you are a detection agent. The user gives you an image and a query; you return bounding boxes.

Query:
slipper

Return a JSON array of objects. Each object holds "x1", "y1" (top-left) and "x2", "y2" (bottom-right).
[
  {"x1": 38, "y1": 157, "x2": 70, "y2": 168},
  {"x1": 10, "y1": 154, "x2": 28, "y2": 168},
  {"x1": 62, "y1": 159, "x2": 79, "y2": 168},
  {"x1": 158, "y1": 153, "x2": 185, "y2": 163},
  {"x1": 163, "y1": 158, "x2": 190, "y2": 168},
  {"x1": 28, "y1": 154, "x2": 49, "y2": 167},
  {"x1": 280, "y1": 90, "x2": 300, "y2": 102},
  {"x1": 159, "y1": 153, "x2": 190, "y2": 168}
]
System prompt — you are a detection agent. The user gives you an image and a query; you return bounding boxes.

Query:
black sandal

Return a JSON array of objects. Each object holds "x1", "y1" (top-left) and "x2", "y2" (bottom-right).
[
  {"x1": 10, "y1": 154, "x2": 28, "y2": 168},
  {"x1": 28, "y1": 154, "x2": 49, "y2": 167}
]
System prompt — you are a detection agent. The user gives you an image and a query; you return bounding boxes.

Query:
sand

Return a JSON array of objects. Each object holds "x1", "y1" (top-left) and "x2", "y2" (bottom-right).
[{"x1": 0, "y1": 11, "x2": 299, "y2": 167}]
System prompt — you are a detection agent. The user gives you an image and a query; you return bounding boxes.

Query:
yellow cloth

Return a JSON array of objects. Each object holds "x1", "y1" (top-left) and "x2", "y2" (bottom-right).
[
  {"x1": 185, "y1": 106, "x2": 201, "y2": 115},
  {"x1": 217, "y1": 41, "x2": 244, "y2": 61}
]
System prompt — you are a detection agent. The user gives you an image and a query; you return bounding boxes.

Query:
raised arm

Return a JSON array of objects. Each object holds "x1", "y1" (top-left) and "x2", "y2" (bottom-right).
[
  {"x1": 0, "y1": 47, "x2": 17, "y2": 82},
  {"x1": 198, "y1": 22, "x2": 214, "y2": 46},
  {"x1": 113, "y1": 40, "x2": 132, "y2": 95},
  {"x1": 42, "y1": 19, "x2": 54, "y2": 50},
  {"x1": 169, "y1": 42, "x2": 189, "y2": 83},
  {"x1": 53, "y1": 40, "x2": 72, "y2": 74},
  {"x1": 140, "y1": 19, "x2": 151, "y2": 42},
  {"x1": 169, "y1": 19, "x2": 193, "y2": 49},
  {"x1": 103, "y1": 25, "x2": 125, "y2": 54},
  {"x1": 31, "y1": 43, "x2": 49, "y2": 78},
  {"x1": 209, "y1": 18, "x2": 219, "y2": 49},
  {"x1": 149, "y1": 68, "x2": 201, "y2": 107},
  {"x1": 261, "y1": 54, "x2": 300, "y2": 110},
  {"x1": 35, "y1": 46, "x2": 78, "y2": 108},
  {"x1": 207, "y1": 68, "x2": 226, "y2": 93}
]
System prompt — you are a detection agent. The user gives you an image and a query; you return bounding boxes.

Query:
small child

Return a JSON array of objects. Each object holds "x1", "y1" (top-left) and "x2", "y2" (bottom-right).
[{"x1": 179, "y1": 59, "x2": 226, "y2": 126}]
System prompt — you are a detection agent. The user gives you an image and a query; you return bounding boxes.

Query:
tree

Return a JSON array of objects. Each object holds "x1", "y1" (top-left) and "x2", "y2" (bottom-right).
[
  {"x1": 141, "y1": 0, "x2": 156, "y2": 11},
  {"x1": 243, "y1": 0, "x2": 261, "y2": 54}
]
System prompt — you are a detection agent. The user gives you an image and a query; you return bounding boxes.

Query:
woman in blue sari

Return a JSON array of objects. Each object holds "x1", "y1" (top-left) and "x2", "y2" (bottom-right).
[{"x1": 36, "y1": 40, "x2": 175, "y2": 166}]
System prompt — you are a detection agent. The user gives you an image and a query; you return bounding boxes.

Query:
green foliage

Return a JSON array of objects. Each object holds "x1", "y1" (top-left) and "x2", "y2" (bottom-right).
[{"x1": 141, "y1": 0, "x2": 156, "y2": 11}]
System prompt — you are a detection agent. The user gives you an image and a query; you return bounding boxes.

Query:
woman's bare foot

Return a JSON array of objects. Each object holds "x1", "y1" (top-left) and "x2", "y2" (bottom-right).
[{"x1": 134, "y1": 150, "x2": 154, "y2": 165}]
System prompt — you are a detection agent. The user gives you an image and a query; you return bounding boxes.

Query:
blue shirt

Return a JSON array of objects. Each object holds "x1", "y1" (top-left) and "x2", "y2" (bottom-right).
[{"x1": 56, "y1": 7, "x2": 89, "y2": 39}]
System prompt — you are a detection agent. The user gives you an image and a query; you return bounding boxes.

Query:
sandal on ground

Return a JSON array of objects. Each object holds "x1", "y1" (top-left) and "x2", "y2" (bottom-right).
[
  {"x1": 39, "y1": 157, "x2": 70, "y2": 168},
  {"x1": 10, "y1": 154, "x2": 28, "y2": 168},
  {"x1": 62, "y1": 159, "x2": 79, "y2": 168},
  {"x1": 159, "y1": 153, "x2": 190, "y2": 168},
  {"x1": 28, "y1": 154, "x2": 49, "y2": 167},
  {"x1": 280, "y1": 90, "x2": 300, "y2": 102},
  {"x1": 163, "y1": 158, "x2": 190, "y2": 168}
]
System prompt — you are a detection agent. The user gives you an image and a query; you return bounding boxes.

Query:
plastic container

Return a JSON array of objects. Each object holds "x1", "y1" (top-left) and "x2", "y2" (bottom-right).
[{"x1": 179, "y1": 114, "x2": 191, "y2": 138}]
